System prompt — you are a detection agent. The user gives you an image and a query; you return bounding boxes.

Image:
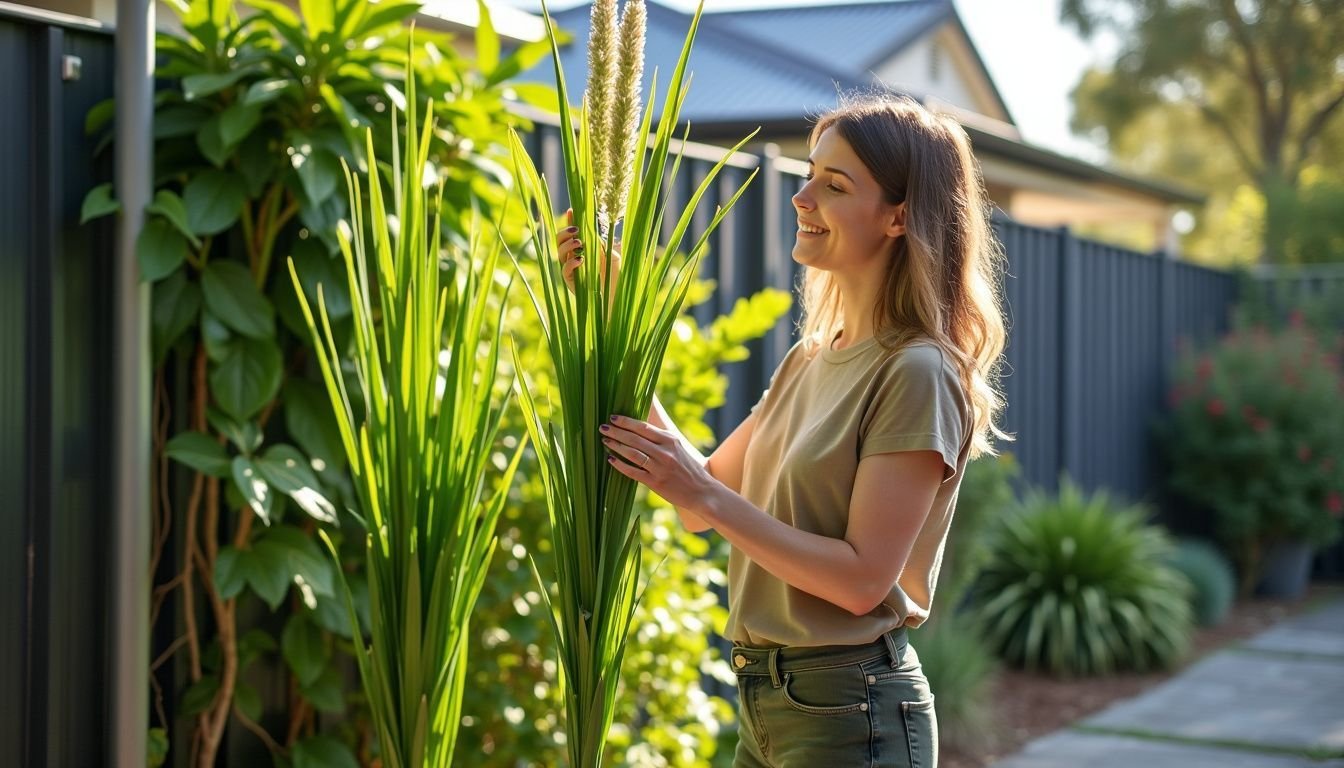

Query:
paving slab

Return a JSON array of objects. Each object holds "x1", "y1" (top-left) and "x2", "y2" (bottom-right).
[
  {"x1": 1081, "y1": 650, "x2": 1344, "y2": 751},
  {"x1": 990, "y1": 731, "x2": 1344, "y2": 768},
  {"x1": 1242, "y1": 598, "x2": 1344, "y2": 658}
]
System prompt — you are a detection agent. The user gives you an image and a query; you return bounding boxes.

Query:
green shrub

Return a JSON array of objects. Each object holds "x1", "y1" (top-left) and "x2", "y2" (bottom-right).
[
  {"x1": 1167, "y1": 538, "x2": 1236, "y2": 627},
  {"x1": 1157, "y1": 322, "x2": 1344, "y2": 591},
  {"x1": 974, "y1": 479, "x2": 1193, "y2": 676},
  {"x1": 939, "y1": 453, "x2": 1020, "y2": 605}
]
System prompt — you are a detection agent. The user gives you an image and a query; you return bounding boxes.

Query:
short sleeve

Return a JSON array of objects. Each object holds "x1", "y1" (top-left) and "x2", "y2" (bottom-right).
[
  {"x1": 859, "y1": 345, "x2": 969, "y2": 482},
  {"x1": 750, "y1": 337, "x2": 809, "y2": 417}
]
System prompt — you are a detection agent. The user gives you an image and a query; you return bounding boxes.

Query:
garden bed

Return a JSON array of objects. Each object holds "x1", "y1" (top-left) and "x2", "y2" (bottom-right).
[{"x1": 942, "y1": 583, "x2": 1340, "y2": 768}]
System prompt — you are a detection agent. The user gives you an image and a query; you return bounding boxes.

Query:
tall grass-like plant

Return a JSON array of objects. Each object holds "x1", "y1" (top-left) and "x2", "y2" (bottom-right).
[
  {"x1": 508, "y1": 1, "x2": 756, "y2": 764},
  {"x1": 287, "y1": 73, "x2": 523, "y2": 766}
]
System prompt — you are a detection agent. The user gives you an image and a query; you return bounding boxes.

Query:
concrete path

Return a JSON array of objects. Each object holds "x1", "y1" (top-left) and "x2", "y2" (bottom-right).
[{"x1": 991, "y1": 596, "x2": 1344, "y2": 768}]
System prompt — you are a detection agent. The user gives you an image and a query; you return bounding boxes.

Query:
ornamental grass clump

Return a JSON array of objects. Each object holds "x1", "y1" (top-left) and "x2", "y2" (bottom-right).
[
  {"x1": 507, "y1": 1, "x2": 756, "y2": 765},
  {"x1": 287, "y1": 77, "x2": 523, "y2": 767},
  {"x1": 1156, "y1": 321, "x2": 1344, "y2": 591},
  {"x1": 974, "y1": 479, "x2": 1193, "y2": 677}
]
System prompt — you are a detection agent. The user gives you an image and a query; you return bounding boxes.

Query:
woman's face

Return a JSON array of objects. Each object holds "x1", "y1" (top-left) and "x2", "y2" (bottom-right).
[{"x1": 791, "y1": 128, "x2": 904, "y2": 275}]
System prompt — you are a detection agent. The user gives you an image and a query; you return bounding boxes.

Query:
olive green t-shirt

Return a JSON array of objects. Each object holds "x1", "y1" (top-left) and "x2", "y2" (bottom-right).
[{"x1": 724, "y1": 332, "x2": 972, "y2": 647}]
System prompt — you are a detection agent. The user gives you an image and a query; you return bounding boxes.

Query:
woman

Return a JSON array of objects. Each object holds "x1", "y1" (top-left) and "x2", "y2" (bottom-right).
[{"x1": 558, "y1": 94, "x2": 1007, "y2": 768}]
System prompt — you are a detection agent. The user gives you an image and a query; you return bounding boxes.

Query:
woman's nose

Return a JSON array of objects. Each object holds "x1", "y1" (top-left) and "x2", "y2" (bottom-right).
[{"x1": 792, "y1": 187, "x2": 813, "y2": 211}]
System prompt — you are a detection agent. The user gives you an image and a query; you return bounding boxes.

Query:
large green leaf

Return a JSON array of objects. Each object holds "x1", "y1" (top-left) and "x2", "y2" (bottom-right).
[
  {"x1": 281, "y1": 613, "x2": 329, "y2": 686},
  {"x1": 200, "y1": 308, "x2": 233, "y2": 363},
  {"x1": 145, "y1": 189, "x2": 202, "y2": 247},
  {"x1": 136, "y1": 218, "x2": 189, "y2": 283},
  {"x1": 235, "y1": 134, "x2": 277, "y2": 198},
  {"x1": 233, "y1": 682, "x2": 262, "y2": 720},
  {"x1": 256, "y1": 444, "x2": 337, "y2": 524},
  {"x1": 244, "y1": 539, "x2": 291, "y2": 609},
  {"x1": 151, "y1": 270, "x2": 200, "y2": 365},
  {"x1": 219, "y1": 101, "x2": 263, "y2": 148},
  {"x1": 182, "y1": 69, "x2": 252, "y2": 100},
  {"x1": 231, "y1": 456, "x2": 274, "y2": 524},
  {"x1": 79, "y1": 183, "x2": 119, "y2": 224},
  {"x1": 292, "y1": 737, "x2": 358, "y2": 768},
  {"x1": 474, "y1": 0, "x2": 500, "y2": 73},
  {"x1": 195, "y1": 114, "x2": 229, "y2": 168},
  {"x1": 257, "y1": 525, "x2": 334, "y2": 598},
  {"x1": 154, "y1": 105, "x2": 208, "y2": 140},
  {"x1": 283, "y1": 379, "x2": 346, "y2": 470},
  {"x1": 299, "y1": 667, "x2": 344, "y2": 714},
  {"x1": 165, "y1": 431, "x2": 232, "y2": 477},
  {"x1": 209, "y1": 335, "x2": 283, "y2": 420},
  {"x1": 179, "y1": 675, "x2": 219, "y2": 716},
  {"x1": 207, "y1": 407, "x2": 263, "y2": 455},
  {"x1": 242, "y1": 78, "x2": 291, "y2": 106},
  {"x1": 288, "y1": 137, "x2": 341, "y2": 204},
  {"x1": 183, "y1": 170, "x2": 248, "y2": 235},
  {"x1": 215, "y1": 546, "x2": 248, "y2": 600},
  {"x1": 201, "y1": 260, "x2": 274, "y2": 338}
]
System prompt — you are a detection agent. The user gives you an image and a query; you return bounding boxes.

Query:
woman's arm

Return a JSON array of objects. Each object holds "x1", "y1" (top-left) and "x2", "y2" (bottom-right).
[
  {"x1": 602, "y1": 415, "x2": 944, "y2": 615},
  {"x1": 646, "y1": 396, "x2": 758, "y2": 533}
]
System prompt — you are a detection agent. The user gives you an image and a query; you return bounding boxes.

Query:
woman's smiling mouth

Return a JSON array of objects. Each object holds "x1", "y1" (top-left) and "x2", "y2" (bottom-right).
[{"x1": 798, "y1": 220, "x2": 829, "y2": 235}]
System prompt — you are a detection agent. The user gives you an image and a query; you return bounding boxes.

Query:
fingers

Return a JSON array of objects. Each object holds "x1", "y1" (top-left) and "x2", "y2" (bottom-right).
[
  {"x1": 602, "y1": 438, "x2": 650, "y2": 471},
  {"x1": 604, "y1": 415, "x2": 667, "y2": 447}
]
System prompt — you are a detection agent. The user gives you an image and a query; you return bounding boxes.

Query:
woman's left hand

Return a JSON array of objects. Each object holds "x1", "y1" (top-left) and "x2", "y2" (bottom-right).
[{"x1": 600, "y1": 414, "x2": 717, "y2": 513}]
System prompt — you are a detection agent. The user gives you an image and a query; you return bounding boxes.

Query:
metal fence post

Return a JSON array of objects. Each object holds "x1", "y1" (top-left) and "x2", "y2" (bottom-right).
[{"x1": 113, "y1": 0, "x2": 154, "y2": 764}]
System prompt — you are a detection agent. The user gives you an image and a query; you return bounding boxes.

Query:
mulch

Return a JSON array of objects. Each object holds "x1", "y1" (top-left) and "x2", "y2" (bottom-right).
[{"x1": 941, "y1": 583, "x2": 1342, "y2": 768}]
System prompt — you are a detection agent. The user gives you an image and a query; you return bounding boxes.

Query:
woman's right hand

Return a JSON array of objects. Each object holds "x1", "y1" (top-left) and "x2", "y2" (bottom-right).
[{"x1": 557, "y1": 208, "x2": 622, "y2": 294}]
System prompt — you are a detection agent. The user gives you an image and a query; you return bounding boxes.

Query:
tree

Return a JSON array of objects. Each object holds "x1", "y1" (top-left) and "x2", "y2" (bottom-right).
[{"x1": 1062, "y1": 0, "x2": 1344, "y2": 264}]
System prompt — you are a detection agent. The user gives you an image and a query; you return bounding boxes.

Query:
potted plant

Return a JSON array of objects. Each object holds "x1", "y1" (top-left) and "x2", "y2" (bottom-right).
[{"x1": 1157, "y1": 320, "x2": 1344, "y2": 598}]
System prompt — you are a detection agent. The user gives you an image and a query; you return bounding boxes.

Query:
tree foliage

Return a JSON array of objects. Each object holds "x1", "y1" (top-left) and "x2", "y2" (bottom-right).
[{"x1": 1063, "y1": 0, "x2": 1344, "y2": 263}]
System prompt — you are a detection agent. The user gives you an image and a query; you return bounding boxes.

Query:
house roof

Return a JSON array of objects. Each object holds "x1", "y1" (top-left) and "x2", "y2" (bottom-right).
[
  {"x1": 536, "y1": 2, "x2": 846, "y2": 123},
  {"x1": 519, "y1": 0, "x2": 1202, "y2": 207},
  {"x1": 707, "y1": 1, "x2": 951, "y2": 86},
  {"x1": 527, "y1": 0, "x2": 1008, "y2": 124}
]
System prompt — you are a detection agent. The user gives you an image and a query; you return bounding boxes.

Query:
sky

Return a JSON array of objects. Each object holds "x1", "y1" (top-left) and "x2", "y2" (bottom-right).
[{"x1": 505, "y1": 0, "x2": 1121, "y2": 163}]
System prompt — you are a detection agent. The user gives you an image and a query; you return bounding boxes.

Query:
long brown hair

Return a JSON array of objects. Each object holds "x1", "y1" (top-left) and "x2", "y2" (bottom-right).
[{"x1": 801, "y1": 94, "x2": 1009, "y2": 457}]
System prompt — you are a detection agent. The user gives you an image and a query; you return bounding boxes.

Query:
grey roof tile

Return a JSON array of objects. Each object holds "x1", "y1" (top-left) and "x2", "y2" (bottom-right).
[{"x1": 707, "y1": 0, "x2": 951, "y2": 76}]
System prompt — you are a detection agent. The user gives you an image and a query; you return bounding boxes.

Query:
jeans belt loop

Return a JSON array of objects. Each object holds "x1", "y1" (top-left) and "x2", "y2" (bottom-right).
[
  {"x1": 767, "y1": 647, "x2": 783, "y2": 689},
  {"x1": 883, "y1": 629, "x2": 903, "y2": 669}
]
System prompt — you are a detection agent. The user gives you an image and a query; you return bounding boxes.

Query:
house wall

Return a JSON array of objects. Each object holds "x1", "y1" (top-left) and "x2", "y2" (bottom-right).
[{"x1": 871, "y1": 23, "x2": 1010, "y2": 124}]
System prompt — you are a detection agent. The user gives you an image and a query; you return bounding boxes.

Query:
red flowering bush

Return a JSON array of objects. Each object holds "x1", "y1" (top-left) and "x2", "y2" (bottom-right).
[{"x1": 1157, "y1": 321, "x2": 1344, "y2": 587}]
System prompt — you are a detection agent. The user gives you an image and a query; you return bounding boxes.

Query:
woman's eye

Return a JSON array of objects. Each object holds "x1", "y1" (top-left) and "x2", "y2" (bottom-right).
[{"x1": 826, "y1": 183, "x2": 843, "y2": 193}]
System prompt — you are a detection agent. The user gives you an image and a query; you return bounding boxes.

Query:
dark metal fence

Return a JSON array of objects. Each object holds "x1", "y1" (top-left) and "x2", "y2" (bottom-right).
[{"x1": 1, "y1": 7, "x2": 116, "y2": 766}]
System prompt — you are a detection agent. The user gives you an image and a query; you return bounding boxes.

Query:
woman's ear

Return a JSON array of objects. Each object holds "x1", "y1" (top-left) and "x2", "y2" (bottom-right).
[{"x1": 885, "y1": 202, "x2": 907, "y2": 238}]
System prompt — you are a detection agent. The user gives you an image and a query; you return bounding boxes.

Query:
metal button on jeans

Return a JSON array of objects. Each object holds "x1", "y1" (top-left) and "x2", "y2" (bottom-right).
[{"x1": 733, "y1": 654, "x2": 747, "y2": 669}]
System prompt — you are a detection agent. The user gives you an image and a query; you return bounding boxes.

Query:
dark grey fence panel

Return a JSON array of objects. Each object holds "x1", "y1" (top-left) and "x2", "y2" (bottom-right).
[
  {"x1": 1076, "y1": 243, "x2": 1165, "y2": 501},
  {"x1": 0, "y1": 9, "x2": 116, "y2": 767},
  {"x1": 995, "y1": 221, "x2": 1065, "y2": 491},
  {"x1": 0, "y1": 17, "x2": 36, "y2": 764}
]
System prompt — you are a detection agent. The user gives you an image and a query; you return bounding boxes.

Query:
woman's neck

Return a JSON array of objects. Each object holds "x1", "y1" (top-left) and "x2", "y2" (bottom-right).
[{"x1": 831, "y1": 271, "x2": 884, "y2": 350}]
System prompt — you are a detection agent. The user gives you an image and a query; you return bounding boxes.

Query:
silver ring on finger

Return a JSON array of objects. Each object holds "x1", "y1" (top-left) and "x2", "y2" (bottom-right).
[{"x1": 638, "y1": 451, "x2": 650, "y2": 469}]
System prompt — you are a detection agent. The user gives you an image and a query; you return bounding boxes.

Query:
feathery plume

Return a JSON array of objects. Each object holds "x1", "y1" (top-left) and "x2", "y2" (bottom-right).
[
  {"x1": 586, "y1": 0, "x2": 619, "y2": 222},
  {"x1": 606, "y1": 0, "x2": 646, "y2": 224}
]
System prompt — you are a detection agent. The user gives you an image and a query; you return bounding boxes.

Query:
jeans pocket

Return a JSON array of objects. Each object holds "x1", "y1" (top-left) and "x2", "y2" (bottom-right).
[
  {"x1": 900, "y1": 696, "x2": 937, "y2": 768},
  {"x1": 779, "y1": 667, "x2": 869, "y2": 716}
]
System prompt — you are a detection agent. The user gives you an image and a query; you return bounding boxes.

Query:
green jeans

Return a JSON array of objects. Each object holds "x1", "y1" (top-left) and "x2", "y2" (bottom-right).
[{"x1": 730, "y1": 629, "x2": 937, "y2": 768}]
